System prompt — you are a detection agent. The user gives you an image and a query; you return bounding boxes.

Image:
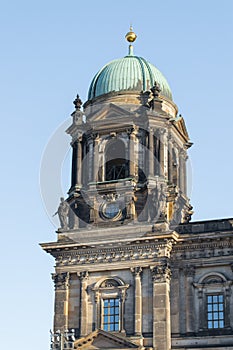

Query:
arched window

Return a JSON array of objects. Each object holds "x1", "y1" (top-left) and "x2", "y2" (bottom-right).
[
  {"x1": 92, "y1": 277, "x2": 129, "y2": 332},
  {"x1": 105, "y1": 139, "x2": 128, "y2": 181}
]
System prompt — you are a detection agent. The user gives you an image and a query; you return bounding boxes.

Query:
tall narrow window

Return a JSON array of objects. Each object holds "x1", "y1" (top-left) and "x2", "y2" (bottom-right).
[
  {"x1": 207, "y1": 294, "x2": 224, "y2": 329},
  {"x1": 105, "y1": 139, "x2": 128, "y2": 181},
  {"x1": 103, "y1": 298, "x2": 120, "y2": 331},
  {"x1": 172, "y1": 148, "x2": 178, "y2": 185}
]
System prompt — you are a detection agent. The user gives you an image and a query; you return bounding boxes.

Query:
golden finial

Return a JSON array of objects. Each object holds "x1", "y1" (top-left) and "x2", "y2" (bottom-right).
[{"x1": 125, "y1": 25, "x2": 137, "y2": 43}]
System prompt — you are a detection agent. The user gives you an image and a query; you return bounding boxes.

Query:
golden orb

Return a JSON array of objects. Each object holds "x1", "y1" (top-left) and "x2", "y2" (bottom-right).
[{"x1": 125, "y1": 26, "x2": 137, "y2": 43}]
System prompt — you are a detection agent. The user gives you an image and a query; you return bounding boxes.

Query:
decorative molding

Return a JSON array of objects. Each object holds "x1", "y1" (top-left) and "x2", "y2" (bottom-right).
[
  {"x1": 53, "y1": 240, "x2": 176, "y2": 266},
  {"x1": 150, "y1": 262, "x2": 171, "y2": 283},
  {"x1": 52, "y1": 272, "x2": 70, "y2": 290}
]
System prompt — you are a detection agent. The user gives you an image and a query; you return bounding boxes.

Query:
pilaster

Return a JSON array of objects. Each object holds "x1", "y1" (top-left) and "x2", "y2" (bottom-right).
[
  {"x1": 148, "y1": 128, "x2": 154, "y2": 177},
  {"x1": 150, "y1": 262, "x2": 171, "y2": 350},
  {"x1": 77, "y1": 271, "x2": 89, "y2": 336},
  {"x1": 131, "y1": 267, "x2": 143, "y2": 336},
  {"x1": 93, "y1": 134, "x2": 100, "y2": 182},
  {"x1": 184, "y1": 265, "x2": 195, "y2": 335},
  {"x1": 129, "y1": 128, "x2": 137, "y2": 178},
  {"x1": 52, "y1": 272, "x2": 70, "y2": 332}
]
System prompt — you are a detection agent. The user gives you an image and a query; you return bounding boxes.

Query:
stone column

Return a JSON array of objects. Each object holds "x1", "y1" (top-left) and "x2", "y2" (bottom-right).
[
  {"x1": 156, "y1": 128, "x2": 166, "y2": 176},
  {"x1": 93, "y1": 134, "x2": 100, "y2": 182},
  {"x1": 129, "y1": 129, "x2": 137, "y2": 178},
  {"x1": 131, "y1": 267, "x2": 143, "y2": 336},
  {"x1": 150, "y1": 262, "x2": 171, "y2": 350},
  {"x1": 197, "y1": 287, "x2": 204, "y2": 332},
  {"x1": 184, "y1": 265, "x2": 195, "y2": 334},
  {"x1": 170, "y1": 268, "x2": 180, "y2": 335},
  {"x1": 178, "y1": 149, "x2": 187, "y2": 194},
  {"x1": 93, "y1": 291, "x2": 100, "y2": 331},
  {"x1": 71, "y1": 138, "x2": 82, "y2": 188},
  {"x1": 148, "y1": 128, "x2": 154, "y2": 177},
  {"x1": 78, "y1": 271, "x2": 89, "y2": 336},
  {"x1": 88, "y1": 139, "x2": 93, "y2": 183},
  {"x1": 183, "y1": 154, "x2": 188, "y2": 195},
  {"x1": 71, "y1": 142, "x2": 77, "y2": 188},
  {"x1": 159, "y1": 132, "x2": 165, "y2": 176},
  {"x1": 52, "y1": 272, "x2": 70, "y2": 332},
  {"x1": 163, "y1": 132, "x2": 168, "y2": 178},
  {"x1": 77, "y1": 138, "x2": 82, "y2": 186},
  {"x1": 179, "y1": 154, "x2": 184, "y2": 193},
  {"x1": 168, "y1": 140, "x2": 173, "y2": 183},
  {"x1": 119, "y1": 289, "x2": 127, "y2": 333}
]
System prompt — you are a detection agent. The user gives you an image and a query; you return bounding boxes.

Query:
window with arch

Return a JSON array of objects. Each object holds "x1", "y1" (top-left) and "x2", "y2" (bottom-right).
[
  {"x1": 105, "y1": 139, "x2": 128, "y2": 181},
  {"x1": 92, "y1": 277, "x2": 129, "y2": 332},
  {"x1": 194, "y1": 272, "x2": 232, "y2": 334}
]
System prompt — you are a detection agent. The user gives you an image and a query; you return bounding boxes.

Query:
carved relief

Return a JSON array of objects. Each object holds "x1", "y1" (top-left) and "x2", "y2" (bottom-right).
[{"x1": 100, "y1": 279, "x2": 119, "y2": 288}]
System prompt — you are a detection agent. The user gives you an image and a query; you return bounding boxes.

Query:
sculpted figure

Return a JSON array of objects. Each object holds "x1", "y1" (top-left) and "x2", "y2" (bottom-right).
[
  {"x1": 126, "y1": 196, "x2": 136, "y2": 220},
  {"x1": 148, "y1": 188, "x2": 157, "y2": 222},
  {"x1": 148, "y1": 184, "x2": 166, "y2": 222},
  {"x1": 172, "y1": 199, "x2": 183, "y2": 225},
  {"x1": 53, "y1": 197, "x2": 70, "y2": 229},
  {"x1": 146, "y1": 81, "x2": 161, "y2": 109},
  {"x1": 73, "y1": 94, "x2": 82, "y2": 110}
]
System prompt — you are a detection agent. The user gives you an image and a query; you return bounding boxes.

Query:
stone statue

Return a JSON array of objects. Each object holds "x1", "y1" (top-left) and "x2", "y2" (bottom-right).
[
  {"x1": 172, "y1": 199, "x2": 183, "y2": 225},
  {"x1": 150, "y1": 81, "x2": 161, "y2": 98},
  {"x1": 148, "y1": 184, "x2": 166, "y2": 222},
  {"x1": 53, "y1": 197, "x2": 70, "y2": 230},
  {"x1": 73, "y1": 94, "x2": 82, "y2": 110},
  {"x1": 145, "y1": 81, "x2": 161, "y2": 110},
  {"x1": 183, "y1": 205, "x2": 193, "y2": 223},
  {"x1": 148, "y1": 188, "x2": 158, "y2": 222},
  {"x1": 126, "y1": 196, "x2": 136, "y2": 220}
]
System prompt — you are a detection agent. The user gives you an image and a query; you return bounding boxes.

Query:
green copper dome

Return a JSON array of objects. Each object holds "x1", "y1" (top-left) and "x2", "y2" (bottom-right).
[{"x1": 88, "y1": 49, "x2": 172, "y2": 101}]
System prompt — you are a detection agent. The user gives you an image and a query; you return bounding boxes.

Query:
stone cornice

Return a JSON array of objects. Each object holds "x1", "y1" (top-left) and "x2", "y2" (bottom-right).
[
  {"x1": 172, "y1": 235, "x2": 233, "y2": 261},
  {"x1": 46, "y1": 236, "x2": 178, "y2": 267}
]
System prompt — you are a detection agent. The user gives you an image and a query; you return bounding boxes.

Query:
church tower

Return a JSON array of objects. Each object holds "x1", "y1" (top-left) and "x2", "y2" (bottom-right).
[{"x1": 42, "y1": 29, "x2": 233, "y2": 350}]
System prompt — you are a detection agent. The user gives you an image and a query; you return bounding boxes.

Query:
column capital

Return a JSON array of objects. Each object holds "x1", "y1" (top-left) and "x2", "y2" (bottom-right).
[
  {"x1": 150, "y1": 262, "x2": 171, "y2": 283},
  {"x1": 127, "y1": 126, "x2": 138, "y2": 136},
  {"x1": 77, "y1": 271, "x2": 89, "y2": 281},
  {"x1": 155, "y1": 127, "x2": 166, "y2": 137},
  {"x1": 130, "y1": 266, "x2": 142, "y2": 276},
  {"x1": 52, "y1": 272, "x2": 70, "y2": 290},
  {"x1": 89, "y1": 132, "x2": 99, "y2": 141}
]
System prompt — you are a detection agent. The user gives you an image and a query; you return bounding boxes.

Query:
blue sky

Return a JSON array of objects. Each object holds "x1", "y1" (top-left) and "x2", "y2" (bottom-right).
[{"x1": 0, "y1": 1, "x2": 232, "y2": 348}]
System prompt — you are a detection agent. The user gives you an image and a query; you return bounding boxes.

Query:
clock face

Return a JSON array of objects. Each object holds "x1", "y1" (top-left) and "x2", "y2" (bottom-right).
[{"x1": 100, "y1": 201, "x2": 122, "y2": 221}]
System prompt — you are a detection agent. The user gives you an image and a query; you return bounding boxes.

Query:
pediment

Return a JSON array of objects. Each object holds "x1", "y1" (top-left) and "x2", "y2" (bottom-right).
[
  {"x1": 174, "y1": 115, "x2": 190, "y2": 141},
  {"x1": 74, "y1": 329, "x2": 138, "y2": 349},
  {"x1": 88, "y1": 103, "x2": 133, "y2": 122}
]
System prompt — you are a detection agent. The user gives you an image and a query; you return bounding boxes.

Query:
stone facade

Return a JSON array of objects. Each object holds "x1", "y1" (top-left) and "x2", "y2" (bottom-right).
[{"x1": 41, "y1": 48, "x2": 233, "y2": 350}]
